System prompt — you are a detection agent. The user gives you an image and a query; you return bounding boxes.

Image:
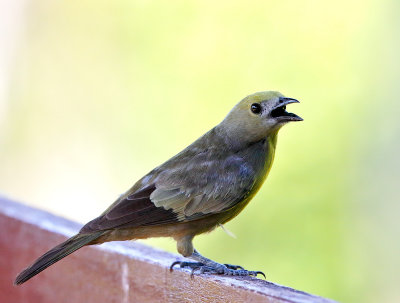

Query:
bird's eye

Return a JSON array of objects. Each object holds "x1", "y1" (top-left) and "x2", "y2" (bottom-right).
[{"x1": 250, "y1": 103, "x2": 262, "y2": 114}]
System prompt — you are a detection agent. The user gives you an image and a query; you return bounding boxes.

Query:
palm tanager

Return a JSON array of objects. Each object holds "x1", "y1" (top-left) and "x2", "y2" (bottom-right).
[{"x1": 15, "y1": 91, "x2": 302, "y2": 284}]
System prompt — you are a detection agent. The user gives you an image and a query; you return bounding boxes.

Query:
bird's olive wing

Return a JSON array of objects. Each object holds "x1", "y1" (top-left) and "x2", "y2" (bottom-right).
[
  {"x1": 80, "y1": 154, "x2": 256, "y2": 233},
  {"x1": 152, "y1": 154, "x2": 256, "y2": 220},
  {"x1": 80, "y1": 185, "x2": 180, "y2": 233}
]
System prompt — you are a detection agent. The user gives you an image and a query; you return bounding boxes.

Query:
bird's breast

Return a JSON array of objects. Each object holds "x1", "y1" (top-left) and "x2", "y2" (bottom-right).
[{"x1": 219, "y1": 136, "x2": 277, "y2": 224}]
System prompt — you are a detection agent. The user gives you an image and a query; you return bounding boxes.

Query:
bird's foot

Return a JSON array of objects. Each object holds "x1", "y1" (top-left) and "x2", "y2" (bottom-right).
[
  {"x1": 170, "y1": 260, "x2": 265, "y2": 279},
  {"x1": 224, "y1": 263, "x2": 244, "y2": 270}
]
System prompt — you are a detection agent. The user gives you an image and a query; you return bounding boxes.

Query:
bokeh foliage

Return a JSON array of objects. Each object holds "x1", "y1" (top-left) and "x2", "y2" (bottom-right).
[{"x1": 1, "y1": 1, "x2": 399, "y2": 302}]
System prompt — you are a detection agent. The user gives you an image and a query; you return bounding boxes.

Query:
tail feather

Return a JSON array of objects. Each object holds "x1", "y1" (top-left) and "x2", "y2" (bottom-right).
[{"x1": 14, "y1": 231, "x2": 104, "y2": 285}]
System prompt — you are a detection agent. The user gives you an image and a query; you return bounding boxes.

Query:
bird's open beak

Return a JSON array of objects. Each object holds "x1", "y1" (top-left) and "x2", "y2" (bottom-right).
[{"x1": 270, "y1": 97, "x2": 303, "y2": 122}]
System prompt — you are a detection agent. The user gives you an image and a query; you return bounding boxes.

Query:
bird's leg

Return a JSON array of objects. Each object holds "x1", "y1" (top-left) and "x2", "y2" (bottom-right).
[{"x1": 170, "y1": 249, "x2": 265, "y2": 278}]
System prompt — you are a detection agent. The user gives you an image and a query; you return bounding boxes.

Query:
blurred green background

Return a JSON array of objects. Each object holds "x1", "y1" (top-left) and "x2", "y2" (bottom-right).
[{"x1": 1, "y1": 0, "x2": 399, "y2": 302}]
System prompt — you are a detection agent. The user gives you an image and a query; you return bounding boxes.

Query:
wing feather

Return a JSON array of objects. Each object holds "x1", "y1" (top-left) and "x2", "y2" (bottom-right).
[
  {"x1": 79, "y1": 185, "x2": 179, "y2": 233},
  {"x1": 80, "y1": 151, "x2": 257, "y2": 233}
]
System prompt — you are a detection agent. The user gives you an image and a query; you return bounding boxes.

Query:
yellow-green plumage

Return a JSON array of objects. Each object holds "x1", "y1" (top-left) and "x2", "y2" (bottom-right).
[{"x1": 15, "y1": 91, "x2": 302, "y2": 284}]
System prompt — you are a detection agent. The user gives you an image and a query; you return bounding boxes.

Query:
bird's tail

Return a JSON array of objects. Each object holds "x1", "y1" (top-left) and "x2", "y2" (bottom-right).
[{"x1": 14, "y1": 231, "x2": 104, "y2": 285}]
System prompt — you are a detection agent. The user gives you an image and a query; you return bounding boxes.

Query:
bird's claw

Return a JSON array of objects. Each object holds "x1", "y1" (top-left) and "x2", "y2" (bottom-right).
[
  {"x1": 224, "y1": 263, "x2": 244, "y2": 270},
  {"x1": 170, "y1": 261, "x2": 266, "y2": 279},
  {"x1": 170, "y1": 261, "x2": 204, "y2": 271}
]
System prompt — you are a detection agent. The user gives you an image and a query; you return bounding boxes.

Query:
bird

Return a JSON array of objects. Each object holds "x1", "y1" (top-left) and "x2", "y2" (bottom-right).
[{"x1": 15, "y1": 91, "x2": 302, "y2": 285}]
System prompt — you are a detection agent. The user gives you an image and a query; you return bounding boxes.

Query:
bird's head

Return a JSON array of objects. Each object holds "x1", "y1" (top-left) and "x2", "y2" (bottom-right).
[{"x1": 219, "y1": 91, "x2": 302, "y2": 143}]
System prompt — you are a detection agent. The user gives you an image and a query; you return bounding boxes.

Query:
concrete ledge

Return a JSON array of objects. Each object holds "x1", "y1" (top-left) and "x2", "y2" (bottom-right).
[{"x1": 0, "y1": 196, "x2": 337, "y2": 303}]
